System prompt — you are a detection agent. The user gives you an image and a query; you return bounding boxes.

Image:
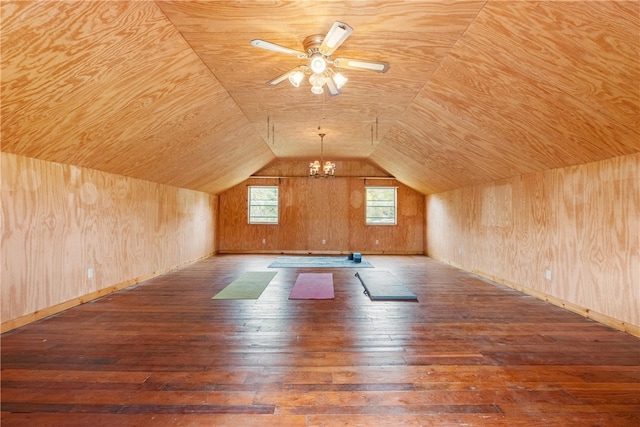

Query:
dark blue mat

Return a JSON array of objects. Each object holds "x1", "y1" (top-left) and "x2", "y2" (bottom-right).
[
  {"x1": 268, "y1": 256, "x2": 373, "y2": 268},
  {"x1": 355, "y1": 271, "x2": 418, "y2": 301}
]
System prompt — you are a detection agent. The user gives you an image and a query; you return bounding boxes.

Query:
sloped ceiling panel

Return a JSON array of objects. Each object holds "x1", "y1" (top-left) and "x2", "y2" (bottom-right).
[
  {"x1": 371, "y1": 1, "x2": 639, "y2": 194},
  {"x1": 1, "y1": 1, "x2": 275, "y2": 194},
  {"x1": 2, "y1": 1, "x2": 639, "y2": 196},
  {"x1": 159, "y1": 0, "x2": 484, "y2": 160}
]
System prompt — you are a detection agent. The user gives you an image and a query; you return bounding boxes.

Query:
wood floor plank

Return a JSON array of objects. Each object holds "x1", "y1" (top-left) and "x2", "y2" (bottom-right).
[
  {"x1": 1, "y1": 413, "x2": 306, "y2": 427},
  {"x1": 2, "y1": 254, "x2": 639, "y2": 426}
]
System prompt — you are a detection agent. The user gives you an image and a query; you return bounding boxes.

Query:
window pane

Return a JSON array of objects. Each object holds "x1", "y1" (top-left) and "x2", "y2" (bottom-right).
[
  {"x1": 366, "y1": 187, "x2": 397, "y2": 225},
  {"x1": 367, "y1": 188, "x2": 395, "y2": 201},
  {"x1": 249, "y1": 186, "x2": 278, "y2": 224}
]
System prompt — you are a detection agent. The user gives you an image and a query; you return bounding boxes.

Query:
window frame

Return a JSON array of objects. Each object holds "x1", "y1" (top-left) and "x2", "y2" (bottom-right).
[
  {"x1": 365, "y1": 186, "x2": 398, "y2": 225},
  {"x1": 248, "y1": 185, "x2": 279, "y2": 224}
]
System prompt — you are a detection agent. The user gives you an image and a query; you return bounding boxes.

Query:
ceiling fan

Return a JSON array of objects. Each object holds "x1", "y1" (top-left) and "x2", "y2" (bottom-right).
[{"x1": 250, "y1": 21, "x2": 390, "y2": 96}]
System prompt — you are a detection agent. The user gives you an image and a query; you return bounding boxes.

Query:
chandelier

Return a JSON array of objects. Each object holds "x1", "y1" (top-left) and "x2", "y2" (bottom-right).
[{"x1": 309, "y1": 133, "x2": 335, "y2": 177}]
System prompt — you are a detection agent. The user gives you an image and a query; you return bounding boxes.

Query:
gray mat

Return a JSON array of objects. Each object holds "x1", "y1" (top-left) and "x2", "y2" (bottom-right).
[
  {"x1": 268, "y1": 256, "x2": 373, "y2": 268},
  {"x1": 355, "y1": 271, "x2": 418, "y2": 301}
]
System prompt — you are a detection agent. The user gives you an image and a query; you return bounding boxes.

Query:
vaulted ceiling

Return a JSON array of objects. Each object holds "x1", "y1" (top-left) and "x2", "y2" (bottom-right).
[{"x1": 2, "y1": 1, "x2": 639, "y2": 195}]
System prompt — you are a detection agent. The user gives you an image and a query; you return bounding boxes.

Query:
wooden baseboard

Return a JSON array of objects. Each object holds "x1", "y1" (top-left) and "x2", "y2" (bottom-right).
[
  {"x1": 1, "y1": 253, "x2": 214, "y2": 334},
  {"x1": 431, "y1": 256, "x2": 640, "y2": 338}
]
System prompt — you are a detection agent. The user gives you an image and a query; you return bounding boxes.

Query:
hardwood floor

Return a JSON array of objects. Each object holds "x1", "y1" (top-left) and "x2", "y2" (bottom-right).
[{"x1": 2, "y1": 255, "x2": 639, "y2": 426}]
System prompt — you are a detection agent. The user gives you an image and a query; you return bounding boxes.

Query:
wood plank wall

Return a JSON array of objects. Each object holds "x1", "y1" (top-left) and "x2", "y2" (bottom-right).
[
  {"x1": 218, "y1": 171, "x2": 425, "y2": 254},
  {"x1": 426, "y1": 153, "x2": 639, "y2": 335},
  {"x1": 1, "y1": 153, "x2": 217, "y2": 331}
]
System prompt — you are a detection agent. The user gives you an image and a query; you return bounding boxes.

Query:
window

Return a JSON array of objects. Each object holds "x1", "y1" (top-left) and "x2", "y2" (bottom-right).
[
  {"x1": 248, "y1": 186, "x2": 279, "y2": 224},
  {"x1": 366, "y1": 187, "x2": 397, "y2": 225}
]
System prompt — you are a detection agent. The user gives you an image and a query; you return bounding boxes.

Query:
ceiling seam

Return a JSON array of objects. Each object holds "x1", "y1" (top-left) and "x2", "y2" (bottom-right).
[
  {"x1": 373, "y1": 0, "x2": 491, "y2": 157},
  {"x1": 152, "y1": 1, "x2": 270, "y2": 153}
]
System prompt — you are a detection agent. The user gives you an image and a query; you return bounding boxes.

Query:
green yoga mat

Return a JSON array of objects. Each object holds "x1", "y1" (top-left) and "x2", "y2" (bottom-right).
[{"x1": 212, "y1": 271, "x2": 278, "y2": 299}]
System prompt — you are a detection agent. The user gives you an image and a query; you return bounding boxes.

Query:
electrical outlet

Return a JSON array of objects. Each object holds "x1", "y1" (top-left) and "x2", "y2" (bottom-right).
[
  {"x1": 545, "y1": 269, "x2": 552, "y2": 280},
  {"x1": 87, "y1": 268, "x2": 94, "y2": 279},
  {"x1": 322, "y1": 239, "x2": 326, "y2": 244},
  {"x1": 375, "y1": 239, "x2": 379, "y2": 245},
  {"x1": 262, "y1": 238, "x2": 266, "y2": 244}
]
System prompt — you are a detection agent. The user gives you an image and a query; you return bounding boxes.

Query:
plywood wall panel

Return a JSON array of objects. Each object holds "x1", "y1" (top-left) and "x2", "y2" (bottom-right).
[
  {"x1": 427, "y1": 153, "x2": 639, "y2": 330},
  {"x1": 514, "y1": 171, "x2": 555, "y2": 295},
  {"x1": 1, "y1": 153, "x2": 216, "y2": 326},
  {"x1": 553, "y1": 156, "x2": 639, "y2": 319},
  {"x1": 218, "y1": 175, "x2": 424, "y2": 254},
  {"x1": 306, "y1": 179, "x2": 350, "y2": 250},
  {"x1": 280, "y1": 178, "x2": 308, "y2": 250}
]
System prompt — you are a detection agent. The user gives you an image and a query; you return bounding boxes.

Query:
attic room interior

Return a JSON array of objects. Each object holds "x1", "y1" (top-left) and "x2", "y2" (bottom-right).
[{"x1": 1, "y1": 0, "x2": 639, "y2": 425}]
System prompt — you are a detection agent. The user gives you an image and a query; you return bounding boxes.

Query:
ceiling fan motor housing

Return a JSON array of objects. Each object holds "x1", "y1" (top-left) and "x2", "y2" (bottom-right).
[{"x1": 303, "y1": 34, "x2": 326, "y2": 54}]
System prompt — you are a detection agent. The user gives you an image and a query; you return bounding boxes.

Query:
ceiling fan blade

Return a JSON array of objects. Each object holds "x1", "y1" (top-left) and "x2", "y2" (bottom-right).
[
  {"x1": 250, "y1": 39, "x2": 307, "y2": 58},
  {"x1": 332, "y1": 57, "x2": 390, "y2": 73},
  {"x1": 266, "y1": 67, "x2": 301, "y2": 86},
  {"x1": 325, "y1": 78, "x2": 341, "y2": 96},
  {"x1": 319, "y1": 21, "x2": 353, "y2": 56}
]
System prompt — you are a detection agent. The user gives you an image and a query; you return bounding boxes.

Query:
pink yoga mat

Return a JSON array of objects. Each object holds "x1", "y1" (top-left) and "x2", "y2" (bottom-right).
[{"x1": 288, "y1": 273, "x2": 334, "y2": 299}]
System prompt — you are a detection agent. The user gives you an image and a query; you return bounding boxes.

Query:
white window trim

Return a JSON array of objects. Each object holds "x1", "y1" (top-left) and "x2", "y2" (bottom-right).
[
  {"x1": 248, "y1": 186, "x2": 279, "y2": 224},
  {"x1": 365, "y1": 186, "x2": 398, "y2": 225}
]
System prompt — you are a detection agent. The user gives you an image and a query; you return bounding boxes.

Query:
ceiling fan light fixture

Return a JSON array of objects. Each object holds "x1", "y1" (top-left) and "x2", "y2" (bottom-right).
[
  {"x1": 310, "y1": 85, "x2": 324, "y2": 95},
  {"x1": 288, "y1": 70, "x2": 304, "y2": 87},
  {"x1": 332, "y1": 72, "x2": 348, "y2": 89},
  {"x1": 309, "y1": 54, "x2": 327, "y2": 74},
  {"x1": 309, "y1": 73, "x2": 325, "y2": 87}
]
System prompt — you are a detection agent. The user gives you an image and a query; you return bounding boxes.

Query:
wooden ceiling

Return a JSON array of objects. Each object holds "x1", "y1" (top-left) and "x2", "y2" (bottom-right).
[{"x1": 2, "y1": 1, "x2": 638, "y2": 195}]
